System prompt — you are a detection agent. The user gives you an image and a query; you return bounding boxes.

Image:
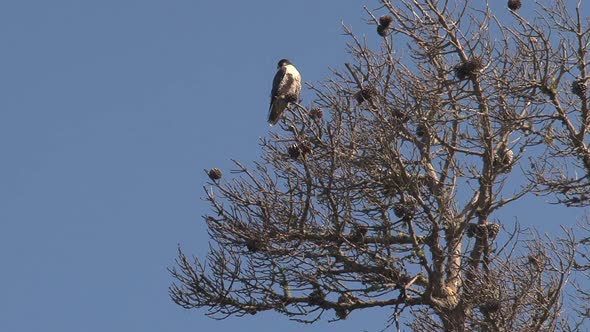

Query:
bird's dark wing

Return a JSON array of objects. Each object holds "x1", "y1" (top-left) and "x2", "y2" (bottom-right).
[
  {"x1": 270, "y1": 66, "x2": 287, "y2": 101},
  {"x1": 268, "y1": 98, "x2": 288, "y2": 126}
]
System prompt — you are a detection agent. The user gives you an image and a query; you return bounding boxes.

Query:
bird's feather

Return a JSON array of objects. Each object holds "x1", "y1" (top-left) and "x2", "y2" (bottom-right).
[
  {"x1": 268, "y1": 64, "x2": 301, "y2": 126},
  {"x1": 270, "y1": 66, "x2": 287, "y2": 102},
  {"x1": 268, "y1": 97, "x2": 288, "y2": 126}
]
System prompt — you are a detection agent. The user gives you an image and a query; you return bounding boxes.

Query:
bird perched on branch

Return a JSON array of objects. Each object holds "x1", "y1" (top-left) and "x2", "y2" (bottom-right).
[{"x1": 268, "y1": 59, "x2": 301, "y2": 126}]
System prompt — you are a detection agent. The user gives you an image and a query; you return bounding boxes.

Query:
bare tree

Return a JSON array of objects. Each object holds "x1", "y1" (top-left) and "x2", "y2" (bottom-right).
[
  {"x1": 564, "y1": 216, "x2": 590, "y2": 331},
  {"x1": 511, "y1": 1, "x2": 590, "y2": 207},
  {"x1": 170, "y1": 1, "x2": 589, "y2": 331}
]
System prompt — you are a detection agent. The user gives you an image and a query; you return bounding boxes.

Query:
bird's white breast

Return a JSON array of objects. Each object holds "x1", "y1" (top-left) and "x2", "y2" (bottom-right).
[
  {"x1": 284, "y1": 64, "x2": 300, "y2": 78},
  {"x1": 280, "y1": 64, "x2": 301, "y2": 95}
]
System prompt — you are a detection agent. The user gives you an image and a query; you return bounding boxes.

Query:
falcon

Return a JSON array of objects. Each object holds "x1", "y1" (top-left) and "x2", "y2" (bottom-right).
[{"x1": 268, "y1": 59, "x2": 301, "y2": 126}]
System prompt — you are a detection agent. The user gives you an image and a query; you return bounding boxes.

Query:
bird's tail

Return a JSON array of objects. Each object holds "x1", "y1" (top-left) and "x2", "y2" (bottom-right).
[{"x1": 268, "y1": 98, "x2": 288, "y2": 126}]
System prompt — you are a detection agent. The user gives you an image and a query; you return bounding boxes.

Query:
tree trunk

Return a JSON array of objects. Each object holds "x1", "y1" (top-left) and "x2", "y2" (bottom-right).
[{"x1": 440, "y1": 307, "x2": 466, "y2": 332}]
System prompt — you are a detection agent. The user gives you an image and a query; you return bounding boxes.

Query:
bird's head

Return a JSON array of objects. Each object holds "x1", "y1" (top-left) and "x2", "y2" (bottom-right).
[{"x1": 277, "y1": 59, "x2": 292, "y2": 68}]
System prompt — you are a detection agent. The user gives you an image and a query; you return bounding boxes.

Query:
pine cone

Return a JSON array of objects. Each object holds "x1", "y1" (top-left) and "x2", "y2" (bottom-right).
[
  {"x1": 246, "y1": 238, "x2": 264, "y2": 252},
  {"x1": 298, "y1": 140, "x2": 312, "y2": 156},
  {"x1": 494, "y1": 148, "x2": 514, "y2": 173},
  {"x1": 487, "y1": 223, "x2": 501, "y2": 238},
  {"x1": 288, "y1": 141, "x2": 312, "y2": 160},
  {"x1": 309, "y1": 107, "x2": 324, "y2": 119},
  {"x1": 507, "y1": 0, "x2": 521, "y2": 11},
  {"x1": 355, "y1": 85, "x2": 378, "y2": 103},
  {"x1": 572, "y1": 78, "x2": 587, "y2": 99},
  {"x1": 350, "y1": 224, "x2": 368, "y2": 243},
  {"x1": 416, "y1": 123, "x2": 426, "y2": 138},
  {"x1": 379, "y1": 15, "x2": 393, "y2": 28},
  {"x1": 393, "y1": 201, "x2": 415, "y2": 219},
  {"x1": 308, "y1": 288, "x2": 325, "y2": 306},
  {"x1": 208, "y1": 168, "x2": 222, "y2": 180},
  {"x1": 480, "y1": 299, "x2": 501, "y2": 314},
  {"x1": 455, "y1": 57, "x2": 483, "y2": 80},
  {"x1": 287, "y1": 144, "x2": 301, "y2": 159},
  {"x1": 338, "y1": 293, "x2": 356, "y2": 305},
  {"x1": 391, "y1": 109, "x2": 409, "y2": 123},
  {"x1": 335, "y1": 307, "x2": 349, "y2": 320},
  {"x1": 393, "y1": 203, "x2": 407, "y2": 218},
  {"x1": 377, "y1": 25, "x2": 388, "y2": 37},
  {"x1": 466, "y1": 223, "x2": 478, "y2": 238}
]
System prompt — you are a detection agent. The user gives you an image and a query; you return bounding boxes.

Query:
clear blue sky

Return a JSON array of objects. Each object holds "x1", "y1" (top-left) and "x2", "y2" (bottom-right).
[{"x1": 0, "y1": 1, "x2": 585, "y2": 331}]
